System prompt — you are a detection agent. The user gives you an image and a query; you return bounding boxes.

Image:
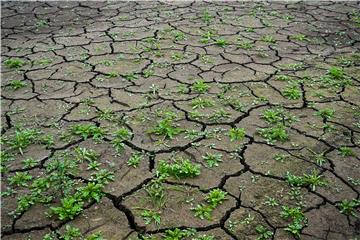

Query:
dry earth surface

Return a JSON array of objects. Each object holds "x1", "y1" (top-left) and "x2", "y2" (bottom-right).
[{"x1": 1, "y1": 1, "x2": 360, "y2": 240}]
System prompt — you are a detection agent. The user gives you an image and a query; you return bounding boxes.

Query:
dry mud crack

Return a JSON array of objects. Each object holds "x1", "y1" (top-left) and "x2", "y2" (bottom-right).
[{"x1": 1, "y1": 1, "x2": 360, "y2": 240}]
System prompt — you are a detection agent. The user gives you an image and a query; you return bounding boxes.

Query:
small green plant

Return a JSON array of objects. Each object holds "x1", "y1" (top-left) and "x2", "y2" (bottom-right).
[
  {"x1": 164, "y1": 228, "x2": 196, "y2": 240},
  {"x1": 157, "y1": 158, "x2": 200, "y2": 179},
  {"x1": 337, "y1": 199, "x2": 360, "y2": 217},
  {"x1": 261, "y1": 108, "x2": 284, "y2": 124},
  {"x1": 141, "y1": 210, "x2": 161, "y2": 225},
  {"x1": 202, "y1": 153, "x2": 223, "y2": 168},
  {"x1": 74, "y1": 147, "x2": 99, "y2": 162},
  {"x1": 327, "y1": 67, "x2": 345, "y2": 79},
  {"x1": 215, "y1": 38, "x2": 228, "y2": 47},
  {"x1": 191, "y1": 98, "x2": 214, "y2": 109},
  {"x1": 149, "y1": 119, "x2": 183, "y2": 139},
  {"x1": 285, "y1": 170, "x2": 327, "y2": 191},
  {"x1": 192, "y1": 203, "x2": 213, "y2": 220},
  {"x1": 191, "y1": 80, "x2": 210, "y2": 93},
  {"x1": 7, "y1": 128, "x2": 41, "y2": 154},
  {"x1": 71, "y1": 124, "x2": 106, "y2": 141},
  {"x1": 338, "y1": 146, "x2": 356, "y2": 157},
  {"x1": 283, "y1": 85, "x2": 301, "y2": 100},
  {"x1": 229, "y1": 127, "x2": 246, "y2": 141},
  {"x1": 145, "y1": 178, "x2": 166, "y2": 207},
  {"x1": 258, "y1": 125, "x2": 288, "y2": 143},
  {"x1": 97, "y1": 109, "x2": 115, "y2": 121},
  {"x1": 9, "y1": 172, "x2": 33, "y2": 187},
  {"x1": 291, "y1": 34, "x2": 309, "y2": 42},
  {"x1": 124, "y1": 72, "x2": 138, "y2": 81},
  {"x1": 112, "y1": 127, "x2": 132, "y2": 153},
  {"x1": 201, "y1": 9, "x2": 213, "y2": 24},
  {"x1": 205, "y1": 189, "x2": 227, "y2": 207},
  {"x1": 276, "y1": 75, "x2": 291, "y2": 81},
  {"x1": 106, "y1": 71, "x2": 119, "y2": 78},
  {"x1": 280, "y1": 205, "x2": 307, "y2": 238},
  {"x1": 4, "y1": 58, "x2": 26, "y2": 68},
  {"x1": 173, "y1": 31, "x2": 186, "y2": 41},
  {"x1": 237, "y1": 38, "x2": 254, "y2": 49},
  {"x1": 9, "y1": 80, "x2": 27, "y2": 90},
  {"x1": 171, "y1": 52, "x2": 185, "y2": 61},
  {"x1": 261, "y1": 35, "x2": 276, "y2": 44},
  {"x1": 255, "y1": 225, "x2": 273, "y2": 240},
  {"x1": 127, "y1": 152, "x2": 143, "y2": 168},
  {"x1": 315, "y1": 108, "x2": 335, "y2": 120},
  {"x1": 50, "y1": 196, "x2": 84, "y2": 221},
  {"x1": 22, "y1": 158, "x2": 39, "y2": 168}
]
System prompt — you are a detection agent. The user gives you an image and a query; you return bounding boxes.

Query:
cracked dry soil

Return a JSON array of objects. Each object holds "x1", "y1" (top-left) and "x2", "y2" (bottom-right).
[{"x1": 1, "y1": 1, "x2": 360, "y2": 240}]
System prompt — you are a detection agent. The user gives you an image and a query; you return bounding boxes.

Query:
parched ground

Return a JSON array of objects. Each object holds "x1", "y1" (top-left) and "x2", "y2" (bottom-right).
[{"x1": 1, "y1": 1, "x2": 360, "y2": 240}]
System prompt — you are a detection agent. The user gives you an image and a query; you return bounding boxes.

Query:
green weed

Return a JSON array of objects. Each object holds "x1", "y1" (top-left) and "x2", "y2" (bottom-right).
[
  {"x1": 4, "y1": 58, "x2": 26, "y2": 68},
  {"x1": 157, "y1": 158, "x2": 200, "y2": 179},
  {"x1": 202, "y1": 153, "x2": 223, "y2": 168},
  {"x1": 9, "y1": 80, "x2": 27, "y2": 90},
  {"x1": 229, "y1": 128, "x2": 246, "y2": 141}
]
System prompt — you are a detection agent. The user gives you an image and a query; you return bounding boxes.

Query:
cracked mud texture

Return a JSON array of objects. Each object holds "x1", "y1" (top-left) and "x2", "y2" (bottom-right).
[{"x1": 1, "y1": 1, "x2": 360, "y2": 240}]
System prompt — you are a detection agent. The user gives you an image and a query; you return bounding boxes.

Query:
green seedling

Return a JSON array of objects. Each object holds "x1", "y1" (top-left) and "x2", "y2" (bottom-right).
[
  {"x1": 229, "y1": 128, "x2": 246, "y2": 141},
  {"x1": 8, "y1": 128, "x2": 41, "y2": 154},
  {"x1": 285, "y1": 220, "x2": 304, "y2": 238},
  {"x1": 127, "y1": 152, "x2": 143, "y2": 168},
  {"x1": 291, "y1": 34, "x2": 309, "y2": 42},
  {"x1": 255, "y1": 225, "x2": 273, "y2": 240},
  {"x1": 276, "y1": 75, "x2": 291, "y2": 81},
  {"x1": 327, "y1": 67, "x2": 345, "y2": 79},
  {"x1": 192, "y1": 204, "x2": 213, "y2": 220},
  {"x1": 4, "y1": 58, "x2": 26, "y2": 68},
  {"x1": 261, "y1": 35, "x2": 276, "y2": 44},
  {"x1": 258, "y1": 125, "x2": 288, "y2": 143},
  {"x1": 145, "y1": 178, "x2": 166, "y2": 207},
  {"x1": 237, "y1": 38, "x2": 254, "y2": 49},
  {"x1": 9, "y1": 172, "x2": 33, "y2": 187},
  {"x1": 22, "y1": 158, "x2": 39, "y2": 168},
  {"x1": 50, "y1": 196, "x2": 84, "y2": 221},
  {"x1": 171, "y1": 52, "x2": 185, "y2": 61},
  {"x1": 157, "y1": 158, "x2": 200, "y2": 179},
  {"x1": 97, "y1": 109, "x2": 115, "y2": 121},
  {"x1": 149, "y1": 119, "x2": 183, "y2": 139},
  {"x1": 338, "y1": 146, "x2": 356, "y2": 157},
  {"x1": 76, "y1": 182, "x2": 104, "y2": 202},
  {"x1": 191, "y1": 80, "x2": 210, "y2": 93},
  {"x1": 202, "y1": 153, "x2": 223, "y2": 168},
  {"x1": 202, "y1": 10, "x2": 213, "y2": 24},
  {"x1": 74, "y1": 147, "x2": 99, "y2": 162},
  {"x1": 209, "y1": 109, "x2": 230, "y2": 122},
  {"x1": 124, "y1": 72, "x2": 138, "y2": 81},
  {"x1": 205, "y1": 189, "x2": 227, "y2": 207},
  {"x1": 71, "y1": 124, "x2": 106, "y2": 141},
  {"x1": 315, "y1": 108, "x2": 335, "y2": 120},
  {"x1": 9, "y1": 80, "x2": 27, "y2": 90},
  {"x1": 283, "y1": 85, "x2": 301, "y2": 100},
  {"x1": 286, "y1": 170, "x2": 327, "y2": 191},
  {"x1": 337, "y1": 199, "x2": 360, "y2": 217},
  {"x1": 164, "y1": 228, "x2": 196, "y2": 240},
  {"x1": 106, "y1": 71, "x2": 119, "y2": 78},
  {"x1": 215, "y1": 38, "x2": 228, "y2": 47},
  {"x1": 191, "y1": 98, "x2": 214, "y2": 109},
  {"x1": 173, "y1": 31, "x2": 186, "y2": 41},
  {"x1": 141, "y1": 210, "x2": 161, "y2": 225}
]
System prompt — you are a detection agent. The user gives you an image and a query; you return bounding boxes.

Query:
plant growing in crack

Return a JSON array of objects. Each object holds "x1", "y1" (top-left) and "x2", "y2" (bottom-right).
[{"x1": 127, "y1": 152, "x2": 143, "y2": 168}]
